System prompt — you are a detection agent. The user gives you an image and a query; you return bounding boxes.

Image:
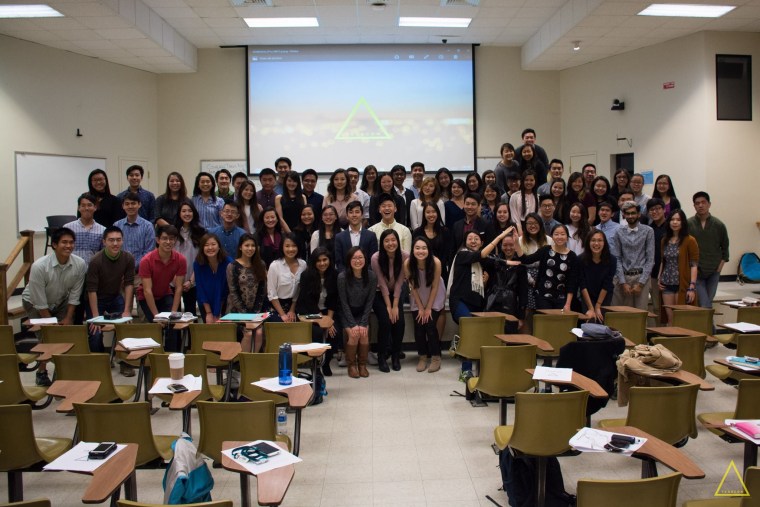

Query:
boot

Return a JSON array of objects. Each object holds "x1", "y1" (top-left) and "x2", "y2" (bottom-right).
[
  {"x1": 428, "y1": 356, "x2": 441, "y2": 373},
  {"x1": 416, "y1": 356, "x2": 428, "y2": 372},
  {"x1": 377, "y1": 353, "x2": 390, "y2": 373},
  {"x1": 322, "y1": 349, "x2": 333, "y2": 377},
  {"x1": 345, "y1": 343, "x2": 359, "y2": 378},
  {"x1": 357, "y1": 343, "x2": 370, "y2": 378},
  {"x1": 391, "y1": 353, "x2": 401, "y2": 371}
]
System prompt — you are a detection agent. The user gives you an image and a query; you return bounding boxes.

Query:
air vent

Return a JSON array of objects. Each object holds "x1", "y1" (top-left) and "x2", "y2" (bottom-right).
[
  {"x1": 440, "y1": 0, "x2": 479, "y2": 6},
  {"x1": 230, "y1": 0, "x2": 273, "y2": 6}
]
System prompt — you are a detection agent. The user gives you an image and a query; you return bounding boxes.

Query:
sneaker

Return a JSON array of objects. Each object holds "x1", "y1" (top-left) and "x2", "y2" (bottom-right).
[
  {"x1": 119, "y1": 363, "x2": 136, "y2": 377},
  {"x1": 36, "y1": 369, "x2": 52, "y2": 387},
  {"x1": 368, "y1": 351, "x2": 378, "y2": 366}
]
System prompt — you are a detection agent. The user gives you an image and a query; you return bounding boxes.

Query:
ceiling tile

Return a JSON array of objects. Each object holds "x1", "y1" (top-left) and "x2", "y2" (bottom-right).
[
  {"x1": 53, "y1": 2, "x2": 119, "y2": 17},
  {"x1": 51, "y1": 28, "x2": 102, "y2": 40},
  {"x1": 95, "y1": 27, "x2": 147, "y2": 38},
  {"x1": 113, "y1": 36, "x2": 159, "y2": 47},
  {"x1": 72, "y1": 38, "x2": 120, "y2": 50},
  {"x1": 193, "y1": 6, "x2": 239, "y2": 18},
  {"x1": 78, "y1": 16, "x2": 134, "y2": 29},
  {"x1": 151, "y1": 6, "x2": 198, "y2": 18}
]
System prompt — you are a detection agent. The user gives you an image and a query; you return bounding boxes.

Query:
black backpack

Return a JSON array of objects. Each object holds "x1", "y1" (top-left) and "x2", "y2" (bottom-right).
[{"x1": 499, "y1": 448, "x2": 576, "y2": 507}]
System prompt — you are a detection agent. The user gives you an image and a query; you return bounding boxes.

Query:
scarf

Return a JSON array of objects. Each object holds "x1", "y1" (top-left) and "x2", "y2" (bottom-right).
[{"x1": 446, "y1": 249, "x2": 485, "y2": 299}]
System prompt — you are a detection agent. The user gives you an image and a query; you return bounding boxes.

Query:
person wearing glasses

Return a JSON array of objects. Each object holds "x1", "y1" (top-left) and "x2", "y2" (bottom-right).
[
  {"x1": 611, "y1": 201, "x2": 655, "y2": 310},
  {"x1": 537, "y1": 194, "x2": 560, "y2": 235}
]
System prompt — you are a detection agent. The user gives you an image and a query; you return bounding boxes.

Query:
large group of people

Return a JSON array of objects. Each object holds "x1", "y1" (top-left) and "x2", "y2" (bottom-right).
[{"x1": 22, "y1": 130, "x2": 731, "y2": 387}]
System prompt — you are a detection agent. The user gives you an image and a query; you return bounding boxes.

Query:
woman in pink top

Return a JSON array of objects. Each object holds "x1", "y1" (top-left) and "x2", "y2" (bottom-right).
[
  {"x1": 404, "y1": 236, "x2": 446, "y2": 373},
  {"x1": 371, "y1": 229, "x2": 409, "y2": 372}
]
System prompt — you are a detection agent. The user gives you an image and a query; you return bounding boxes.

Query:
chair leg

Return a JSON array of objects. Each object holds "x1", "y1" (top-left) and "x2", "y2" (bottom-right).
[
  {"x1": 8, "y1": 470, "x2": 23, "y2": 502},
  {"x1": 536, "y1": 457, "x2": 546, "y2": 507}
]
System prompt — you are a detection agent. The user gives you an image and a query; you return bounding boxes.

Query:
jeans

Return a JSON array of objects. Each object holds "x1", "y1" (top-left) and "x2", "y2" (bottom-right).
[
  {"x1": 696, "y1": 271, "x2": 720, "y2": 309},
  {"x1": 85, "y1": 295, "x2": 125, "y2": 353},
  {"x1": 451, "y1": 300, "x2": 473, "y2": 323},
  {"x1": 139, "y1": 294, "x2": 181, "y2": 352}
]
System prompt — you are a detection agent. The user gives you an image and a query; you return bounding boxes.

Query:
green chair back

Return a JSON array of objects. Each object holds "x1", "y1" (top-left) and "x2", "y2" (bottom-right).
[
  {"x1": 672, "y1": 308, "x2": 714, "y2": 336},
  {"x1": 148, "y1": 353, "x2": 223, "y2": 402},
  {"x1": 237, "y1": 352, "x2": 288, "y2": 405},
  {"x1": 454, "y1": 317, "x2": 504, "y2": 361},
  {"x1": 0, "y1": 354, "x2": 48, "y2": 405},
  {"x1": 470, "y1": 345, "x2": 536, "y2": 398},
  {"x1": 52, "y1": 353, "x2": 135, "y2": 403},
  {"x1": 114, "y1": 323, "x2": 165, "y2": 366},
  {"x1": 532, "y1": 314, "x2": 578, "y2": 358},
  {"x1": 188, "y1": 323, "x2": 237, "y2": 368},
  {"x1": 197, "y1": 400, "x2": 278, "y2": 462},
  {"x1": 651, "y1": 335, "x2": 706, "y2": 378},
  {"x1": 577, "y1": 473, "x2": 681, "y2": 507},
  {"x1": 624, "y1": 384, "x2": 699, "y2": 444},
  {"x1": 0, "y1": 404, "x2": 71, "y2": 471},
  {"x1": 41, "y1": 325, "x2": 90, "y2": 354},
  {"x1": 604, "y1": 311, "x2": 648, "y2": 345}
]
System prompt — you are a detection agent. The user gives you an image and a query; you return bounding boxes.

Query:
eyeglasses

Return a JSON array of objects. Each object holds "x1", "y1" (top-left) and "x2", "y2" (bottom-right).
[
  {"x1": 623, "y1": 211, "x2": 639, "y2": 216},
  {"x1": 541, "y1": 203, "x2": 555, "y2": 208}
]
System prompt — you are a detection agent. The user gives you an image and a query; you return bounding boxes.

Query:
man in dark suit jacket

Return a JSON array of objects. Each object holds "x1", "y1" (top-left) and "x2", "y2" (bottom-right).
[
  {"x1": 453, "y1": 193, "x2": 496, "y2": 249},
  {"x1": 334, "y1": 201, "x2": 379, "y2": 272},
  {"x1": 390, "y1": 164, "x2": 415, "y2": 228}
]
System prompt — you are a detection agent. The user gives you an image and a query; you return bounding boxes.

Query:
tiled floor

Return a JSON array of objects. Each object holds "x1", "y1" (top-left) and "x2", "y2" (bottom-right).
[{"x1": 11, "y1": 281, "x2": 760, "y2": 506}]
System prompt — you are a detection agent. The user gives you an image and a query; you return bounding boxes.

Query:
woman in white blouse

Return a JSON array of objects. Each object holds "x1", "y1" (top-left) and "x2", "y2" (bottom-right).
[
  {"x1": 267, "y1": 232, "x2": 307, "y2": 323},
  {"x1": 409, "y1": 176, "x2": 446, "y2": 231}
]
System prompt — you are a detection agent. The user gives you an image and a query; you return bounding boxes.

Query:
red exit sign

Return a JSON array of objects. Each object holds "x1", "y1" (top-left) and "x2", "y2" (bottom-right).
[{"x1": 663, "y1": 81, "x2": 675, "y2": 89}]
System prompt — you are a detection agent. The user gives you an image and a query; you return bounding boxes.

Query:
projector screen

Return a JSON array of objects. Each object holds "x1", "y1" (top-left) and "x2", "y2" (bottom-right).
[{"x1": 247, "y1": 44, "x2": 475, "y2": 175}]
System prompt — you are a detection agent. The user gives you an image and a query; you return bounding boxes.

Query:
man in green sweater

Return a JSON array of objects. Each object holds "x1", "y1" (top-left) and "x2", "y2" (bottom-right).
[
  {"x1": 687, "y1": 191, "x2": 729, "y2": 309},
  {"x1": 86, "y1": 226, "x2": 135, "y2": 363}
]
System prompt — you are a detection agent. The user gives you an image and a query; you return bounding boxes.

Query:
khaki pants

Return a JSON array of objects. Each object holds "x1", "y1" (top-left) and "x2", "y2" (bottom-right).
[{"x1": 612, "y1": 274, "x2": 651, "y2": 310}]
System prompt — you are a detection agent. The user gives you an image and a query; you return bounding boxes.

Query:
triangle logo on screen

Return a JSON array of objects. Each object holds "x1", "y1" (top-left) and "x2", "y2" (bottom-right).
[{"x1": 335, "y1": 97, "x2": 392, "y2": 141}]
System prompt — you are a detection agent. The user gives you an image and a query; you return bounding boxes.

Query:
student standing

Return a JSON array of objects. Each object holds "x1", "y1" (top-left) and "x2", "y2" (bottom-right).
[
  {"x1": 191, "y1": 172, "x2": 225, "y2": 229},
  {"x1": 311, "y1": 205, "x2": 342, "y2": 258},
  {"x1": 334, "y1": 201, "x2": 378, "y2": 273},
  {"x1": 494, "y1": 142, "x2": 519, "y2": 194},
  {"x1": 114, "y1": 192, "x2": 155, "y2": 271},
  {"x1": 294, "y1": 205, "x2": 317, "y2": 261},
  {"x1": 658, "y1": 209, "x2": 699, "y2": 324},
  {"x1": 235, "y1": 180, "x2": 262, "y2": 234},
  {"x1": 579, "y1": 229, "x2": 617, "y2": 322},
  {"x1": 267, "y1": 233, "x2": 307, "y2": 323},
  {"x1": 256, "y1": 168, "x2": 278, "y2": 210},
  {"x1": 444, "y1": 179, "x2": 467, "y2": 229},
  {"x1": 688, "y1": 191, "x2": 729, "y2": 309},
  {"x1": 302, "y1": 169, "x2": 324, "y2": 218},
  {"x1": 257, "y1": 207, "x2": 283, "y2": 266},
  {"x1": 566, "y1": 202, "x2": 591, "y2": 256},
  {"x1": 405, "y1": 236, "x2": 445, "y2": 373},
  {"x1": 154, "y1": 172, "x2": 190, "y2": 227},
  {"x1": 173, "y1": 201, "x2": 205, "y2": 316},
  {"x1": 361, "y1": 165, "x2": 379, "y2": 197},
  {"x1": 346, "y1": 167, "x2": 371, "y2": 225},
  {"x1": 137, "y1": 225, "x2": 186, "y2": 351},
  {"x1": 64, "y1": 193, "x2": 105, "y2": 266},
  {"x1": 215, "y1": 169, "x2": 234, "y2": 201},
  {"x1": 436, "y1": 167, "x2": 453, "y2": 201},
  {"x1": 323, "y1": 168, "x2": 358, "y2": 229},
  {"x1": 611, "y1": 201, "x2": 655, "y2": 310},
  {"x1": 227, "y1": 234, "x2": 268, "y2": 352},
  {"x1": 567, "y1": 172, "x2": 597, "y2": 224},
  {"x1": 274, "y1": 171, "x2": 307, "y2": 234},
  {"x1": 409, "y1": 176, "x2": 446, "y2": 230},
  {"x1": 371, "y1": 229, "x2": 409, "y2": 372},
  {"x1": 116, "y1": 165, "x2": 155, "y2": 222},
  {"x1": 337, "y1": 247, "x2": 377, "y2": 379},
  {"x1": 87, "y1": 169, "x2": 124, "y2": 226},
  {"x1": 509, "y1": 170, "x2": 539, "y2": 234},
  {"x1": 194, "y1": 233, "x2": 232, "y2": 324},
  {"x1": 208, "y1": 201, "x2": 246, "y2": 259}
]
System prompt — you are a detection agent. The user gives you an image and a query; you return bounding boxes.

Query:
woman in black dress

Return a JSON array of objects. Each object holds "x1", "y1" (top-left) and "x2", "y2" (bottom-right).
[
  {"x1": 275, "y1": 170, "x2": 306, "y2": 234},
  {"x1": 87, "y1": 169, "x2": 124, "y2": 226},
  {"x1": 257, "y1": 207, "x2": 283, "y2": 266},
  {"x1": 226, "y1": 233, "x2": 268, "y2": 352}
]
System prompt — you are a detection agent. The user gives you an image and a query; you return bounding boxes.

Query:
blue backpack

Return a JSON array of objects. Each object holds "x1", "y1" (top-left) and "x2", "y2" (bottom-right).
[{"x1": 738, "y1": 253, "x2": 760, "y2": 284}]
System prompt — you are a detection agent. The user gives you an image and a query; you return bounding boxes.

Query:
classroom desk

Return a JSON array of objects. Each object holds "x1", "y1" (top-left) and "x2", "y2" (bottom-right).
[
  {"x1": 79, "y1": 443, "x2": 138, "y2": 504},
  {"x1": 222, "y1": 440, "x2": 294, "y2": 507},
  {"x1": 627, "y1": 367, "x2": 715, "y2": 391},
  {"x1": 713, "y1": 359, "x2": 760, "y2": 377},
  {"x1": 114, "y1": 342, "x2": 158, "y2": 402},
  {"x1": 720, "y1": 301, "x2": 760, "y2": 309},
  {"x1": 257, "y1": 381, "x2": 313, "y2": 457},
  {"x1": 601, "y1": 426, "x2": 705, "y2": 479},
  {"x1": 602, "y1": 306, "x2": 658, "y2": 319},
  {"x1": 536, "y1": 309, "x2": 590, "y2": 319},
  {"x1": 203, "y1": 341, "x2": 242, "y2": 401},
  {"x1": 525, "y1": 368, "x2": 608, "y2": 398},
  {"x1": 471, "y1": 311, "x2": 519, "y2": 322},
  {"x1": 152, "y1": 378, "x2": 202, "y2": 434},
  {"x1": 47, "y1": 380, "x2": 101, "y2": 413},
  {"x1": 701, "y1": 423, "x2": 759, "y2": 474},
  {"x1": 646, "y1": 326, "x2": 717, "y2": 343},
  {"x1": 495, "y1": 334, "x2": 554, "y2": 352},
  {"x1": 30, "y1": 342, "x2": 73, "y2": 361}
]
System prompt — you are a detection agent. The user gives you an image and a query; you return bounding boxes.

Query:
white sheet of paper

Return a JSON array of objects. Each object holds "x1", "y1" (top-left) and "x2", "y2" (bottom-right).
[
  {"x1": 291, "y1": 343, "x2": 331, "y2": 353},
  {"x1": 532, "y1": 365, "x2": 573, "y2": 382},
  {"x1": 30, "y1": 317, "x2": 58, "y2": 325},
  {"x1": 119, "y1": 338, "x2": 161, "y2": 350},
  {"x1": 154, "y1": 312, "x2": 173, "y2": 319},
  {"x1": 149, "y1": 375, "x2": 203, "y2": 394},
  {"x1": 252, "y1": 376, "x2": 312, "y2": 392},
  {"x1": 86, "y1": 316, "x2": 133, "y2": 324},
  {"x1": 221, "y1": 440, "x2": 302, "y2": 474},
  {"x1": 571, "y1": 328, "x2": 584, "y2": 338},
  {"x1": 724, "y1": 300, "x2": 748, "y2": 307},
  {"x1": 44, "y1": 442, "x2": 127, "y2": 472},
  {"x1": 726, "y1": 419, "x2": 760, "y2": 444},
  {"x1": 569, "y1": 427, "x2": 647, "y2": 455},
  {"x1": 723, "y1": 322, "x2": 760, "y2": 333}
]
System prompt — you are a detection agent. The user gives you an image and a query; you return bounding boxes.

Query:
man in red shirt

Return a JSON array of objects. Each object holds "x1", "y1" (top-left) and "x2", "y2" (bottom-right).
[{"x1": 137, "y1": 225, "x2": 186, "y2": 351}]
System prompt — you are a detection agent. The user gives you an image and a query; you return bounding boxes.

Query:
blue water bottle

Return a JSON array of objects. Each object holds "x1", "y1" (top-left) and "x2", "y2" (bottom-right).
[{"x1": 278, "y1": 342, "x2": 292, "y2": 385}]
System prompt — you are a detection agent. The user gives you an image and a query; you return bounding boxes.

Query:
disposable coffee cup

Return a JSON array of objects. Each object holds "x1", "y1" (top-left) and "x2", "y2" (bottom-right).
[{"x1": 168, "y1": 353, "x2": 185, "y2": 380}]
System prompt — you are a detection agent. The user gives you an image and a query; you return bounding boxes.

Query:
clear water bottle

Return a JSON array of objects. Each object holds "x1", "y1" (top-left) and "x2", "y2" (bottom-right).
[
  {"x1": 278, "y1": 342, "x2": 292, "y2": 385},
  {"x1": 276, "y1": 407, "x2": 288, "y2": 436}
]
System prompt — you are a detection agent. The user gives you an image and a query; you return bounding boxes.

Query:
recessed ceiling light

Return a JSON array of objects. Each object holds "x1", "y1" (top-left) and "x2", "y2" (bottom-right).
[
  {"x1": 399, "y1": 17, "x2": 472, "y2": 28},
  {"x1": 638, "y1": 4, "x2": 735, "y2": 17},
  {"x1": 0, "y1": 4, "x2": 63, "y2": 18},
  {"x1": 244, "y1": 17, "x2": 319, "y2": 28}
]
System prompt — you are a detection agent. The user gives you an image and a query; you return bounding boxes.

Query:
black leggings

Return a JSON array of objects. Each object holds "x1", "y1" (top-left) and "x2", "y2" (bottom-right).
[
  {"x1": 413, "y1": 309, "x2": 441, "y2": 357},
  {"x1": 372, "y1": 292, "x2": 405, "y2": 356}
]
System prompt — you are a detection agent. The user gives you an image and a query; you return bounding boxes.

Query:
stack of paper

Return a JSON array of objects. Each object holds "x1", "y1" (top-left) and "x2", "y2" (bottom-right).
[
  {"x1": 86, "y1": 315, "x2": 133, "y2": 324},
  {"x1": 532, "y1": 365, "x2": 573, "y2": 382},
  {"x1": 119, "y1": 338, "x2": 161, "y2": 350},
  {"x1": 149, "y1": 375, "x2": 203, "y2": 394},
  {"x1": 569, "y1": 428, "x2": 647, "y2": 455},
  {"x1": 221, "y1": 440, "x2": 302, "y2": 474},
  {"x1": 726, "y1": 356, "x2": 760, "y2": 371},
  {"x1": 44, "y1": 442, "x2": 126, "y2": 472},
  {"x1": 252, "y1": 376, "x2": 311, "y2": 392},
  {"x1": 291, "y1": 343, "x2": 331, "y2": 353},
  {"x1": 220, "y1": 312, "x2": 270, "y2": 322},
  {"x1": 29, "y1": 317, "x2": 57, "y2": 325},
  {"x1": 726, "y1": 419, "x2": 760, "y2": 444},
  {"x1": 722, "y1": 322, "x2": 760, "y2": 333}
]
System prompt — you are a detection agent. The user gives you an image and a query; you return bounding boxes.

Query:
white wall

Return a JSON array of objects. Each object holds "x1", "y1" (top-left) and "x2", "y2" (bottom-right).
[
  {"x1": 559, "y1": 31, "x2": 760, "y2": 274},
  {"x1": 0, "y1": 34, "x2": 158, "y2": 272}
]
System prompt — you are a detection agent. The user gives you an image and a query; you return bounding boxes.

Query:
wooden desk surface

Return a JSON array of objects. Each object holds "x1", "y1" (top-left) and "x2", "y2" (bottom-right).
[
  {"x1": 77, "y1": 443, "x2": 138, "y2": 504},
  {"x1": 647, "y1": 326, "x2": 718, "y2": 343},
  {"x1": 602, "y1": 306, "x2": 658, "y2": 319},
  {"x1": 169, "y1": 388, "x2": 202, "y2": 410},
  {"x1": 471, "y1": 311, "x2": 519, "y2": 322},
  {"x1": 114, "y1": 342, "x2": 155, "y2": 361},
  {"x1": 642, "y1": 369, "x2": 715, "y2": 391},
  {"x1": 717, "y1": 323, "x2": 760, "y2": 334},
  {"x1": 525, "y1": 368, "x2": 608, "y2": 398},
  {"x1": 47, "y1": 380, "x2": 101, "y2": 413},
  {"x1": 298, "y1": 315, "x2": 335, "y2": 329},
  {"x1": 666, "y1": 304, "x2": 723, "y2": 316},
  {"x1": 31, "y1": 342, "x2": 73, "y2": 361},
  {"x1": 295, "y1": 344, "x2": 331, "y2": 358},
  {"x1": 222, "y1": 441, "x2": 294, "y2": 507},
  {"x1": 602, "y1": 426, "x2": 705, "y2": 479},
  {"x1": 536, "y1": 309, "x2": 590, "y2": 319},
  {"x1": 495, "y1": 334, "x2": 554, "y2": 352},
  {"x1": 203, "y1": 341, "x2": 242, "y2": 362},
  {"x1": 714, "y1": 359, "x2": 760, "y2": 377}
]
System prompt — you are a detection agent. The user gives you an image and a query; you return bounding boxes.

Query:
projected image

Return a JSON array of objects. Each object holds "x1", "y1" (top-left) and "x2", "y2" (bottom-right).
[{"x1": 248, "y1": 45, "x2": 474, "y2": 174}]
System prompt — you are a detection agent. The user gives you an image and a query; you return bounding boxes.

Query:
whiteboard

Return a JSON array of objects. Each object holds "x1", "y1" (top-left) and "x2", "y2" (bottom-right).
[
  {"x1": 15, "y1": 152, "x2": 106, "y2": 232},
  {"x1": 476, "y1": 157, "x2": 501, "y2": 173},
  {"x1": 200, "y1": 160, "x2": 248, "y2": 174}
]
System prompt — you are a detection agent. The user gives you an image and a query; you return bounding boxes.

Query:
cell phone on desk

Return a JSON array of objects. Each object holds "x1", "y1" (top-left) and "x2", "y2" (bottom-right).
[
  {"x1": 167, "y1": 383, "x2": 188, "y2": 393},
  {"x1": 253, "y1": 442, "x2": 281, "y2": 457},
  {"x1": 88, "y1": 442, "x2": 117, "y2": 460},
  {"x1": 305, "y1": 314, "x2": 322, "y2": 320}
]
